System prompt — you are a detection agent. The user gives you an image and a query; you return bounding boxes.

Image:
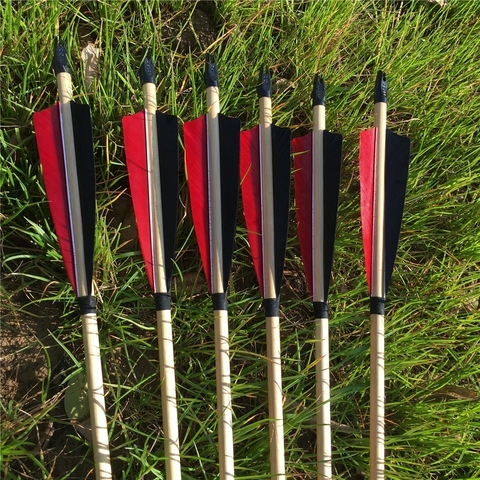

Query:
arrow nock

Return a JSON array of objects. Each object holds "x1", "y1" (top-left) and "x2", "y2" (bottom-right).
[
  {"x1": 52, "y1": 37, "x2": 71, "y2": 75},
  {"x1": 257, "y1": 65, "x2": 271, "y2": 98},
  {"x1": 374, "y1": 70, "x2": 387, "y2": 104},
  {"x1": 139, "y1": 50, "x2": 155, "y2": 85},
  {"x1": 312, "y1": 74, "x2": 325, "y2": 106},
  {"x1": 203, "y1": 53, "x2": 218, "y2": 88}
]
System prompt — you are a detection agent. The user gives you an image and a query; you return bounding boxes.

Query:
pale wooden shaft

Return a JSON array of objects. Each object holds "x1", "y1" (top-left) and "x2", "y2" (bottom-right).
[
  {"x1": 259, "y1": 97, "x2": 275, "y2": 299},
  {"x1": 266, "y1": 315, "x2": 285, "y2": 479},
  {"x1": 313, "y1": 104, "x2": 326, "y2": 131},
  {"x1": 372, "y1": 102, "x2": 387, "y2": 299},
  {"x1": 313, "y1": 104, "x2": 331, "y2": 478},
  {"x1": 82, "y1": 313, "x2": 112, "y2": 480},
  {"x1": 214, "y1": 309, "x2": 234, "y2": 480},
  {"x1": 312, "y1": 105, "x2": 325, "y2": 303},
  {"x1": 206, "y1": 86, "x2": 224, "y2": 294},
  {"x1": 57, "y1": 72, "x2": 73, "y2": 104},
  {"x1": 156, "y1": 310, "x2": 182, "y2": 480},
  {"x1": 143, "y1": 83, "x2": 167, "y2": 293},
  {"x1": 57, "y1": 73, "x2": 88, "y2": 297},
  {"x1": 371, "y1": 102, "x2": 387, "y2": 480},
  {"x1": 315, "y1": 317, "x2": 331, "y2": 479},
  {"x1": 370, "y1": 313, "x2": 385, "y2": 480}
]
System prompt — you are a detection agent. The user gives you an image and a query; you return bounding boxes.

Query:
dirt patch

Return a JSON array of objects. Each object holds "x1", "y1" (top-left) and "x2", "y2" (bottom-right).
[{"x1": 1, "y1": 292, "x2": 64, "y2": 404}]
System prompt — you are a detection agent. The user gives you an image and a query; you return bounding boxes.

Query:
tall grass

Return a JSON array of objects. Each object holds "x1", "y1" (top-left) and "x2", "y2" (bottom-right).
[{"x1": 2, "y1": 0, "x2": 479, "y2": 478}]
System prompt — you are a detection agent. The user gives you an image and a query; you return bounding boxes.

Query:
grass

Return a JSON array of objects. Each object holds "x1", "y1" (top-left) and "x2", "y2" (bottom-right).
[{"x1": 2, "y1": 0, "x2": 480, "y2": 478}]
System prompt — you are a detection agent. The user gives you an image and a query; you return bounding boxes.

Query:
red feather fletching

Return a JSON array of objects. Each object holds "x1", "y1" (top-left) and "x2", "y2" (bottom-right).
[
  {"x1": 239, "y1": 125, "x2": 264, "y2": 296},
  {"x1": 292, "y1": 132, "x2": 314, "y2": 297},
  {"x1": 184, "y1": 115, "x2": 212, "y2": 291},
  {"x1": 122, "y1": 111, "x2": 155, "y2": 290},
  {"x1": 33, "y1": 104, "x2": 77, "y2": 294},
  {"x1": 359, "y1": 127, "x2": 376, "y2": 293}
]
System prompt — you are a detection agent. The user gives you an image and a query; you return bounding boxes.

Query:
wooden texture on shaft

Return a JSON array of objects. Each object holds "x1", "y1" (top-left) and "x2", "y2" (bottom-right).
[
  {"x1": 156, "y1": 310, "x2": 182, "y2": 480},
  {"x1": 312, "y1": 103, "x2": 332, "y2": 479},
  {"x1": 57, "y1": 72, "x2": 112, "y2": 479},
  {"x1": 214, "y1": 309, "x2": 234, "y2": 479},
  {"x1": 259, "y1": 97, "x2": 275, "y2": 299},
  {"x1": 206, "y1": 86, "x2": 224, "y2": 294},
  {"x1": 143, "y1": 82, "x2": 167, "y2": 294},
  {"x1": 315, "y1": 317, "x2": 331, "y2": 479},
  {"x1": 207, "y1": 85, "x2": 234, "y2": 479},
  {"x1": 143, "y1": 82, "x2": 181, "y2": 479},
  {"x1": 370, "y1": 101, "x2": 387, "y2": 480},
  {"x1": 312, "y1": 104, "x2": 325, "y2": 304},
  {"x1": 372, "y1": 102, "x2": 387, "y2": 299},
  {"x1": 259, "y1": 96, "x2": 285, "y2": 479},
  {"x1": 370, "y1": 312, "x2": 385, "y2": 480},
  {"x1": 266, "y1": 315, "x2": 285, "y2": 480},
  {"x1": 82, "y1": 314, "x2": 112, "y2": 480},
  {"x1": 57, "y1": 72, "x2": 88, "y2": 298}
]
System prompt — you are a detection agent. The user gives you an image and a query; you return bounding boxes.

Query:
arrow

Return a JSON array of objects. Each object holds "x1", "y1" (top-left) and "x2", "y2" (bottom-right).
[
  {"x1": 184, "y1": 54, "x2": 241, "y2": 480},
  {"x1": 240, "y1": 67, "x2": 291, "y2": 480},
  {"x1": 359, "y1": 71, "x2": 410, "y2": 479},
  {"x1": 292, "y1": 75, "x2": 342, "y2": 480},
  {"x1": 122, "y1": 52, "x2": 181, "y2": 480},
  {"x1": 33, "y1": 38, "x2": 112, "y2": 480}
]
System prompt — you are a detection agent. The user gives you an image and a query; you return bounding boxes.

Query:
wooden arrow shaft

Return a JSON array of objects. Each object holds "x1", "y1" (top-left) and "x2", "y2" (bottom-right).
[
  {"x1": 259, "y1": 95, "x2": 285, "y2": 479},
  {"x1": 142, "y1": 82, "x2": 181, "y2": 479},
  {"x1": 207, "y1": 85, "x2": 235, "y2": 479},
  {"x1": 143, "y1": 82, "x2": 167, "y2": 293},
  {"x1": 372, "y1": 102, "x2": 387, "y2": 299},
  {"x1": 315, "y1": 316, "x2": 331, "y2": 479},
  {"x1": 266, "y1": 315, "x2": 285, "y2": 480},
  {"x1": 156, "y1": 309, "x2": 181, "y2": 479},
  {"x1": 370, "y1": 312, "x2": 385, "y2": 480},
  {"x1": 214, "y1": 309, "x2": 234, "y2": 479},
  {"x1": 206, "y1": 86, "x2": 224, "y2": 294},
  {"x1": 57, "y1": 72, "x2": 88, "y2": 298},
  {"x1": 312, "y1": 104, "x2": 326, "y2": 303},
  {"x1": 312, "y1": 103, "x2": 332, "y2": 479},
  {"x1": 56, "y1": 71, "x2": 112, "y2": 479},
  {"x1": 82, "y1": 313, "x2": 112, "y2": 480},
  {"x1": 371, "y1": 100, "x2": 387, "y2": 480},
  {"x1": 259, "y1": 97, "x2": 276, "y2": 299}
]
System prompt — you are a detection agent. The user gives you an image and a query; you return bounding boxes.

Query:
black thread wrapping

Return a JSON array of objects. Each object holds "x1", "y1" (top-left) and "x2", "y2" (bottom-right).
[
  {"x1": 78, "y1": 295, "x2": 96, "y2": 315},
  {"x1": 370, "y1": 297, "x2": 386, "y2": 315},
  {"x1": 154, "y1": 293, "x2": 171, "y2": 311},
  {"x1": 313, "y1": 301, "x2": 328, "y2": 319},
  {"x1": 263, "y1": 298, "x2": 280, "y2": 317},
  {"x1": 212, "y1": 292, "x2": 228, "y2": 311}
]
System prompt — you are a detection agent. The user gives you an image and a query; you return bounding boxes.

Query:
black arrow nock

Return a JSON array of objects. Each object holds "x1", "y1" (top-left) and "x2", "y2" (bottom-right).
[
  {"x1": 139, "y1": 50, "x2": 155, "y2": 85},
  {"x1": 312, "y1": 74, "x2": 326, "y2": 107},
  {"x1": 203, "y1": 53, "x2": 219, "y2": 88},
  {"x1": 257, "y1": 66, "x2": 271, "y2": 98},
  {"x1": 374, "y1": 70, "x2": 387, "y2": 103},
  {"x1": 52, "y1": 38, "x2": 70, "y2": 75}
]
